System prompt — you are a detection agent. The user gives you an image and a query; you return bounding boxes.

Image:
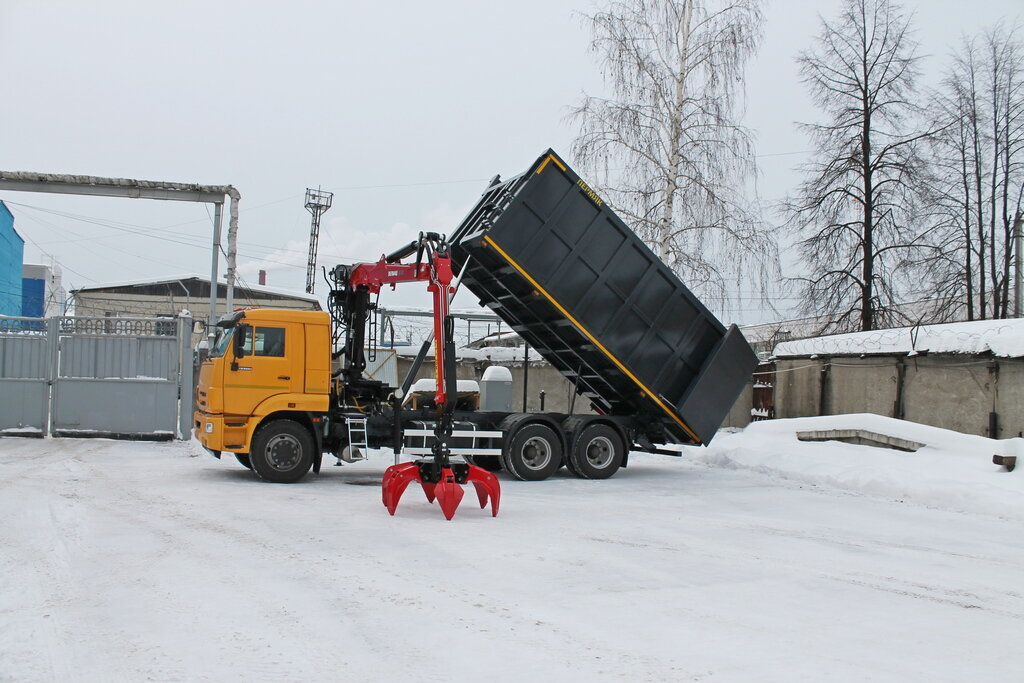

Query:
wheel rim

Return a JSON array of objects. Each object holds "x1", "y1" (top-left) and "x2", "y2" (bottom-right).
[
  {"x1": 520, "y1": 435, "x2": 553, "y2": 470},
  {"x1": 266, "y1": 433, "x2": 302, "y2": 471},
  {"x1": 584, "y1": 436, "x2": 614, "y2": 469}
]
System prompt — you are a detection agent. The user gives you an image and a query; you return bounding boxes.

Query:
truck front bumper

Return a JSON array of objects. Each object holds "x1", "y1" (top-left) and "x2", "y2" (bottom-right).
[
  {"x1": 193, "y1": 411, "x2": 251, "y2": 454},
  {"x1": 194, "y1": 411, "x2": 224, "y2": 453}
]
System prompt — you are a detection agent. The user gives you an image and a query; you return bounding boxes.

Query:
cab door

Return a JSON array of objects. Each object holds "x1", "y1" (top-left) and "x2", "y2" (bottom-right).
[{"x1": 224, "y1": 323, "x2": 303, "y2": 417}]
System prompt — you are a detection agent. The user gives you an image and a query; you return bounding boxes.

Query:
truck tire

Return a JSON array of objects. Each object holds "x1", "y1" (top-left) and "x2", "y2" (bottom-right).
[
  {"x1": 249, "y1": 420, "x2": 314, "y2": 483},
  {"x1": 235, "y1": 453, "x2": 253, "y2": 470},
  {"x1": 569, "y1": 424, "x2": 624, "y2": 479},
  {"x1": 502, "y1": 423, "x2": 562, "y2": 481}
]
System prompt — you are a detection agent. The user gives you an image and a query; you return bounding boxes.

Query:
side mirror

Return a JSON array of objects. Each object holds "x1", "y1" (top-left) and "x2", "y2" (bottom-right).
[{"x1": 233, "y1": 324, "x2": 250, "y2": 358}]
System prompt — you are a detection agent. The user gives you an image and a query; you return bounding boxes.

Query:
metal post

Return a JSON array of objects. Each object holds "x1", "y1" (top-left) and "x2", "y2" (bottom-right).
[
  {"x1": 208, "y1": 202, "x2": 223, "y2": 342},
  {"x1": 46, "y1": 316, "x2": 60, "y2": 437},
  {"x1": 522, "y1": 345, "x2": 529, "y2": 412},
  {"x1": 1014, "y1": 211, "x2": 1022, "y2": 318},
  {"x1": 177, "y1": 314, "x2": 195, "y2": 440},
  {"x1": 226, "y1": 191, "x2": 238, "y2": 315}
]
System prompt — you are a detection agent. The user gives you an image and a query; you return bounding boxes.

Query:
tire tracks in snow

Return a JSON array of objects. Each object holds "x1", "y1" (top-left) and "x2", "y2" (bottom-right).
[{"x1": 583, "y1": 516, "x2": 1024, "y2": 622}]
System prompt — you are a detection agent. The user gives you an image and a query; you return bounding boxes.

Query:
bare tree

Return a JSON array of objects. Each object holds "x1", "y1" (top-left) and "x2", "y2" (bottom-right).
[
  {"x1": 788, "y1": 0, "x2": 928, "y2": 332},
  {"x1": 914, "y1": 80, "x2": 977, "y2": 321},
  {"x1": 570, "y1": 0, "x2": 777, "y2": 314},
  {"x1": 919, "y1": 27, "x2": 1024, "y2": 320}
]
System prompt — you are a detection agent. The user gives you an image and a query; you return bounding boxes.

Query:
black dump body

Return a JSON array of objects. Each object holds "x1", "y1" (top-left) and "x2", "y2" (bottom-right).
[{"x1": 450, "y1": 150, "x2": 757, "y2": 446}]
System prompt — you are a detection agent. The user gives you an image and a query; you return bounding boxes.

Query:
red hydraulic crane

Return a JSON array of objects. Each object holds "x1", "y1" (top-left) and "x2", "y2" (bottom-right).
[{"x1": 330, "y1": 232, "x2": 500, "y2": 519}]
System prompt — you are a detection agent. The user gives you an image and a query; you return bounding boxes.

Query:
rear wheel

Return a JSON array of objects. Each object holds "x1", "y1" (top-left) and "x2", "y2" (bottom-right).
[
  {"x1": 234, "y1": 453, "x2": 252, "y2": 470},
  {"x1": 249, "y1": 420, "x2": 314, "y2": 483},
  {"x1": 502, "y1": 423, "x2": 562, "y2": 481},
  {"x1": 569, "y1": 424, "x2": 624, "y2": 479}
]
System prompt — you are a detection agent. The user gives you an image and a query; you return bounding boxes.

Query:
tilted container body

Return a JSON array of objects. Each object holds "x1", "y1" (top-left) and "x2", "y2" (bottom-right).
[{"x1": 451, "y1": 150, "x2": 757, "y2": 445}]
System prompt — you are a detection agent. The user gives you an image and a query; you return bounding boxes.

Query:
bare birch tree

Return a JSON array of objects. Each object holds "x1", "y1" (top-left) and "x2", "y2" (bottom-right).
[
  {"x1": 918, "y1": 27, "x2": 1024, "y2": 320},
  {"x1": 570, "y1": 0, "x2": 777, "y2": 313},
  {"x1": 788, "y1": 0, "x2": 928, "y2": 332}
]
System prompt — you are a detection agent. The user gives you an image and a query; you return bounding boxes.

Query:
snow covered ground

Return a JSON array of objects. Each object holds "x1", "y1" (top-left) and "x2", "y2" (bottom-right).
[{"x1": 1, "y1": 415, "x2": 1022, "y2": 682}]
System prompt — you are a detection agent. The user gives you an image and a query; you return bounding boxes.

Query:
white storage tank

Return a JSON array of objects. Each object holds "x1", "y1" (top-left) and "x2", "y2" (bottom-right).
[{"x1": 479, "y1": 366, "x2": 513, "y2": 412}]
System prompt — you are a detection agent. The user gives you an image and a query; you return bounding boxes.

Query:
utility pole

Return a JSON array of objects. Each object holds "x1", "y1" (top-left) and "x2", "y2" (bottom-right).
[
  {"x1": 304, "y1": 187, "x2": 333, "y2": 294},
  {"x1": 1015, "y1": 211, "x2": 1023, "y2": 318}
]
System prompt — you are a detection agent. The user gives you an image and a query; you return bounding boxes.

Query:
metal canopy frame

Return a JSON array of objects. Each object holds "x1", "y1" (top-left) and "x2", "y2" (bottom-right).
[{"x1": 0, "y1": 170, "x2": 240, "y2": 339}]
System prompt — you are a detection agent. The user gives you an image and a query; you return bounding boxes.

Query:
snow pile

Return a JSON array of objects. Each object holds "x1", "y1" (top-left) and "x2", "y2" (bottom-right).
[
  {"x1": 774, "y1": 317, "x2": 1024, "y2": 358},
  {"x1": 698, "y1": 414, "x2": 1024, "y2": 518}
]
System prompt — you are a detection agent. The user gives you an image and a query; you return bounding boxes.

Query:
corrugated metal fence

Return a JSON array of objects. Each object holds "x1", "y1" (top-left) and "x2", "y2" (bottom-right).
[{"x1": 0, "y1": 315, "x2": 193, "y2": 439}]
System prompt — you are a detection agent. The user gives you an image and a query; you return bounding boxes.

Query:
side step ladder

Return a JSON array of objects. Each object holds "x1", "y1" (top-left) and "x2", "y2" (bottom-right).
[{"x1": 336, "y1": 416, "x2": 369, "y2": 464}]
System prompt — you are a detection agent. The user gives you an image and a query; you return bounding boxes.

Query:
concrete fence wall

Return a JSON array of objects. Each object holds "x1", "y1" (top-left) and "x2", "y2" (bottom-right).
[
  {"x1": 773, "y1": 355, "x2": 1023, "y2": 439},
  {"x1": 722, "y1": 381, "x2": 754, "y2": 429}
]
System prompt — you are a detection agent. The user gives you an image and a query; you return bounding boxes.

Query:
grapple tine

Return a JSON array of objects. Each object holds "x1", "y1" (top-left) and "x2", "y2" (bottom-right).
[
  {"x1": 382, "y1": 462, "x2": 418, "y2": 508},
  {"x1": 421, "y1": 481, "x2": 437, "y2": 503},
  {"x1": 382, "y1": 467, "x2": 396, "y2": 506},
  {"x1": 382, "y1": 462, "x2": 421, "y2": 515},
  {"x1": 470, "y1": 481, "x2": 489, "y2": 508},
  {"x1": 433, "y1": 469, "x2": 465, "y2": 520},
  {"x1": 466, "y1": 465, "x2": 501, "y2": 517},
  {"x1": 382, "y1": 462, "x2": 406, "y2": 506}
]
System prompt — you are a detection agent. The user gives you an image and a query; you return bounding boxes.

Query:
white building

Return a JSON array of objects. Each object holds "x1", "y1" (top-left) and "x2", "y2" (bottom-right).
[{"x1": 22, "y1": 262, "x2": 66, "y2": 318}]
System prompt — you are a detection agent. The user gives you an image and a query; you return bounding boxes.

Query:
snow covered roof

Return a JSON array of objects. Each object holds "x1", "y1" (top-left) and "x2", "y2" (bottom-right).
[
  {"x1": 72, "y1": 274, "x2": 318, "y2": 303},
  {"x1": 774, "y1": 318, "x2": 1024, "y2": 359}
]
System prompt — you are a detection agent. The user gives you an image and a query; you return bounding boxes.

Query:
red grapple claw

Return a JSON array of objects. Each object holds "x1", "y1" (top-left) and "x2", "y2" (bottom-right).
[{"x1": 381, "y1": 461, "x2": 501, "y2": 519}]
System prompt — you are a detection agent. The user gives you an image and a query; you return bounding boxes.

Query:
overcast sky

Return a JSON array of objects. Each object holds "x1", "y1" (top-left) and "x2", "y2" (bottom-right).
[{"x1": 1, "y1": 0, "x2": 1021, "y2": 326}]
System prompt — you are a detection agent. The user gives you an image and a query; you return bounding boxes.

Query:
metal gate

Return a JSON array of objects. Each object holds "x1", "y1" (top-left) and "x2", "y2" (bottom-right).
[
  {"x1": 0, "y1": 315, "x2": 193, "y2": 439},
  {"x1": 0, "y1": 317, "x2": 50, "y2": 435}
]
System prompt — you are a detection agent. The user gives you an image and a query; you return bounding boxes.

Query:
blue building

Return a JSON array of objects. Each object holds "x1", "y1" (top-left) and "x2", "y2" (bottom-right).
[
  {"x1": 0, "y1": 201, "x2": 26, "y2": 317},
  {"x1": 22, "y1": 271, "x2": 46, "y2": 317}
]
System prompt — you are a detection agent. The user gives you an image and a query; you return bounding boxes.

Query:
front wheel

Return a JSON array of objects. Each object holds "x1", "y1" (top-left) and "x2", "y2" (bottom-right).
[
  {"x1": 502, "y1": 423, "x2": 563, "y2": 481},
  {"x1": 249, "y1": 420, "x2": 314, "y2": 483},
  {"x1": 569, "y1": 424, "x2": 624, "y2": 479}
]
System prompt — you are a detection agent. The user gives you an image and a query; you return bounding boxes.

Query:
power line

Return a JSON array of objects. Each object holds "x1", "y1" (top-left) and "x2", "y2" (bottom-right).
[{"x1": 7, "y1": 200, "x2": 368, "y2": 264}]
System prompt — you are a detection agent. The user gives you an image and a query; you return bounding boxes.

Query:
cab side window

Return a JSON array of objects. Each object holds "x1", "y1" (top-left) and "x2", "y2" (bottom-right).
[{"x1": 243, "y1": 327, "x2": 285, "y2": 357}]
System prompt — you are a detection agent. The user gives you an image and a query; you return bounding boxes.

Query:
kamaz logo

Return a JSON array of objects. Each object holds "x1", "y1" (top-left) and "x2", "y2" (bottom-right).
[{"x1": 388, "y1": 270, "x2": 400, "y2": 277}]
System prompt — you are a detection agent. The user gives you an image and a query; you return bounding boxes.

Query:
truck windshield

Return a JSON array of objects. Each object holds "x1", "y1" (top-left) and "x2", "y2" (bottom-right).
[{"x1": 210, "y1": 327, "x2": 234, "y2": 358}]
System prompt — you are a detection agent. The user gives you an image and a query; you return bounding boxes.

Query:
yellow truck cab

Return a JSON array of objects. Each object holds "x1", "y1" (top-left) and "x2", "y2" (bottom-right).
[{"x1": 194, "y1": 308, "x2": 332, "y2": 481}]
